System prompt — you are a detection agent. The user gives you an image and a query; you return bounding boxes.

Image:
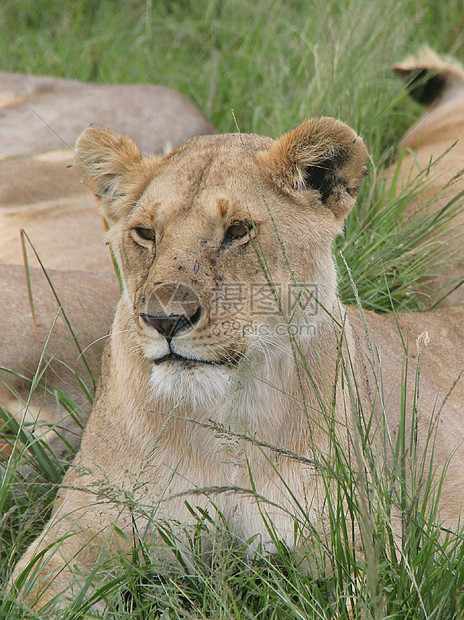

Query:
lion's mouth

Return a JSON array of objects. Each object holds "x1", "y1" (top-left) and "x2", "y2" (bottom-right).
[
  {"x1": 153, "y1": 351, "x2": 237, "y2": 367},
  {"x1": 150, "y1": 335, "x2": 243, "y2": 367}
]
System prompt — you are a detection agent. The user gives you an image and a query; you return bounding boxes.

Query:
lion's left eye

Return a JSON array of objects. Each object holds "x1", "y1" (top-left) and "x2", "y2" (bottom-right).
[
  {"x1": 133, "y1": 227, "x2": 156, "y2": 242},
  {"x1": 224, "y1": 222, "x2": 250, "y2": 243}
]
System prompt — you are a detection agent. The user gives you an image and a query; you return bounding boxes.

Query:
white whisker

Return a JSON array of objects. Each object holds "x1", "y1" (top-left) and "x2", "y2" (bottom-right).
[{"x1": 77, "y1": 329, "x2": 131, "y2": 360}]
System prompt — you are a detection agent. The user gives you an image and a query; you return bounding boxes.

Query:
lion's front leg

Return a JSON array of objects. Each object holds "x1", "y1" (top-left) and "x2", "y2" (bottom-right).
[{"x1": 11, "y1": 484, "x2": 133, "y2": 612}]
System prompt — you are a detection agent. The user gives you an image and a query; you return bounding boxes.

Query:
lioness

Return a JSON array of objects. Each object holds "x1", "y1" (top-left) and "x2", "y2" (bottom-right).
[
  {"x1": 11, "y1": 118, "x2": 464, "y2": 610},
  {"x1": 391, "y1": 47, "x2": 464, "y2": 306}
]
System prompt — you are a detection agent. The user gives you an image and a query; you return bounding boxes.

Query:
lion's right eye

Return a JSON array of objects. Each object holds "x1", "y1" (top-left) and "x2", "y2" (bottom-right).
[{"x1": 131, "y1": 227, "x2": 156, "y2": 246}]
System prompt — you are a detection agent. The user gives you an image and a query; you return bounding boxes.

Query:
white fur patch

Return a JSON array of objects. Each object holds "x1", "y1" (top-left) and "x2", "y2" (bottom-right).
[{"x1": 150, "y1": 361, "x2": 232, "y2": 409}]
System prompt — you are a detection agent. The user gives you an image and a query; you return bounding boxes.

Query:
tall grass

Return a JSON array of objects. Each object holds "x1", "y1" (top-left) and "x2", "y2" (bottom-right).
[
  {"x1": 0, "y1": 0, "x2": 449, "y2": 138},
  {"x1": 1, "y1": 0, "x2": 464, "y2": 617}
]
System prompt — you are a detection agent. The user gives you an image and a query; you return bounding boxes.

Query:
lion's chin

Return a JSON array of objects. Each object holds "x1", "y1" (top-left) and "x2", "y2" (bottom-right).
[{"x1": 149, "y1": 358, "x2": 234, "y2": 408}]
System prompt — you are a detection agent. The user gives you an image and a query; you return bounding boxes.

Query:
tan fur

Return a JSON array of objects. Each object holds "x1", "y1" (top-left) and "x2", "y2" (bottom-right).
[
  {"x1": 0, "y1": 158, "x2": 118, "y2": 451},
  {"x1": 12, "y1": 119, "x2": 464, "y2": 610},
  {"x1": 0, "y1": 157, "x2": 115, "y2": 271},
  {"x1": 390, "y1": 47, "x2": 464, "y2": 305},
  {"x1": 0, "y1": 71, "x2": 216, "y2": 158},
  {"x1": 0, "y1": 265, "x2": 119, "y2": 455},
  {"x1": 350, "y1": 306, "x2": 464, "y2": 524}
]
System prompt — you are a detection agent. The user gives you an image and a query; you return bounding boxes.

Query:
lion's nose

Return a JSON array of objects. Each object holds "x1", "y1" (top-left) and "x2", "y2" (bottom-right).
[{"x1": 140, "y1": 305, "x2": 202, "y2": 338}]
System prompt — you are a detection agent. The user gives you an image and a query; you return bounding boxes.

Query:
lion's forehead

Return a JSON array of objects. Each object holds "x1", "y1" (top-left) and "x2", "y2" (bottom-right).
[
  {"x1": 154, "y1": 133, "x2": 273, "y2": 185},
  {"x1": 168, "y1": 132, "x2": 275, "y2": 159},
  {"x1": 136, "y1": 135, "x2": 274, "y2": 226}
]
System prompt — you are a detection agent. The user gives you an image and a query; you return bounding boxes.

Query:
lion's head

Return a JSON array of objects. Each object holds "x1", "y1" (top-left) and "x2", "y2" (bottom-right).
[{"x1": 75, "y1": 118, "x2": 367, "y2": 406}]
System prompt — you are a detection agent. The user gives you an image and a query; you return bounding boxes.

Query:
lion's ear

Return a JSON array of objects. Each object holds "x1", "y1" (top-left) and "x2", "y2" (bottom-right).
[
  {"x1": 262, "y1": 117, "x2": 367, "y2": 219},
  {"x1": 392, "y1": 47, "x2": 463, "y2": 106},
  {"x1": 74, "y1": 127, "x2": 159, "y2": 223}
]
